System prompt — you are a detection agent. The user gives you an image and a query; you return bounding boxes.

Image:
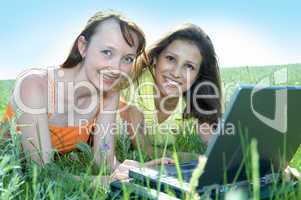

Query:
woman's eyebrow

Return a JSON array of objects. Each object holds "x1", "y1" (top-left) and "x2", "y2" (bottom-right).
[
  {"x1": 165, "y1": 51, "x2": 178, "y2": 57},
  {"x1": 186, "y1": 60, "x2": 198, "y2": 66},
  {"x1": 102, "y1": 45, "x2": 116, "y2": 50},
  {"x1": 165, "y1": 51, "x2": 198, "y2": 65},
  {"x1": 126, "y1": 53, "x2": 136, "y2": 57},
  {"x1": 102, "y1": 45, "x2": 137, "y2": 55}
]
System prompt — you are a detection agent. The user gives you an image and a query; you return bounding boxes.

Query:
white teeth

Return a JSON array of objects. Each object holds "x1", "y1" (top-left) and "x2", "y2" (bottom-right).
[
  {"x1": 166, "y1": 77, "x2": 180, "y2": 86},
  {"x1": 99, "y1": 72, "x2": 117, "y2": 80}
]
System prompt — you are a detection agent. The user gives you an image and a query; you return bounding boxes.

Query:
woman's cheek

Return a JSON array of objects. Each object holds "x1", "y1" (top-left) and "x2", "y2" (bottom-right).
[
  {"x1": 122, "y1": 65, "x2": 134, "y2": 77},
  {"x1": 184, "y1": 78, "x2": 194, "y2": 91},
  {"x1": 124, "y1": 65, "x2": 132, "y2": 73}
]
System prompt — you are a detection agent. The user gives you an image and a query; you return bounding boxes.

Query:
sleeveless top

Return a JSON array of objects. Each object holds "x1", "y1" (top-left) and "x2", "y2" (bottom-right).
[
  {"x1": 1, "y1": 66, "x2": 99, "y2": 154},
  {"x1": 120, "y1": 69, "x2": 198, "y2": 147}
]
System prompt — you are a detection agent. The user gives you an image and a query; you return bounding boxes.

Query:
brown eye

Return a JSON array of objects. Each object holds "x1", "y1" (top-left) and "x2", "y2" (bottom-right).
[
  {"x1": 185, "y1": 64, "x2": 195, "y2": 70},
  {"x1": 165, "y1": 55, "x2": 175, "y2": 62}
]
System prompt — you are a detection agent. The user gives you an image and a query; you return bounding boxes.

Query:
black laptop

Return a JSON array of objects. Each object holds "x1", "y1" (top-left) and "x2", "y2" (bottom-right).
[{"x1": 110, "y1": 85, "x2": 301, "y2": 199}]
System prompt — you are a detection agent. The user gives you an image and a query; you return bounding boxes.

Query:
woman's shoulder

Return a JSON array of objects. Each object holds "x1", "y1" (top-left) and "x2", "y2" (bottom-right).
[
  {"x1": 15, "y1": 67, "x2": 49, "y2": 87},
  {"x1": 11, "y1": 67, "x2": 51, "y2": 110}
]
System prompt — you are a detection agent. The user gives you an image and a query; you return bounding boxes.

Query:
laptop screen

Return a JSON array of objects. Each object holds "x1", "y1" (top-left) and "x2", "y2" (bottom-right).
[{"x1": 198, "y1": 85, "x2": 301, "y2": 188}]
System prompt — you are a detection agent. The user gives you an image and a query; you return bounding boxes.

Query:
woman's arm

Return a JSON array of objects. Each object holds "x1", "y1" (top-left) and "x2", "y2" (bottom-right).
[
  {"x1": 119, "y1": 102, "x2": 155, "y2": 156},
  {"x1": 13, "y1": 72, "x2": 53, "y2": 165},
  {"x1": 92, "y1": 91, "x2": 121, "y2": 171},
  {"x1": 197, "y1": 122, "x2": 213, "y2": 145}
]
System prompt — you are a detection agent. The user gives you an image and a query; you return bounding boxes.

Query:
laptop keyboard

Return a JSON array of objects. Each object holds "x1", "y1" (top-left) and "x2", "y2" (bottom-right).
[
  {"x1": 160, "y1": 160, "x2": 198, "y2": 182},
  {"x1": 128, "y1": 164, "x2": 299, "y2": 200}
]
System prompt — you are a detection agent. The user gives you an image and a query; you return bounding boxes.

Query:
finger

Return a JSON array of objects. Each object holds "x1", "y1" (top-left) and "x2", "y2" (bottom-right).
[
  {"x1": 163, "y1": 157, "x2": 175, "y2": 164},
  {"x1": 288, "y1": 167, "x2": 301, "y2": 180},
  {"x1": 123, "y1": 159, "x2": 140, "y2": 167},
  {"x1": 113, "y1": 172, "x2": 129, "y2": 180},
  {"x1": 145, "y1": 158, "x2": 166, "y2": 167},
  {"x1": 147, "y1": 157, "x2": 175, "y2": 166},
  {"x1": 144, "y1": 159, "x2": 159, "y2": 166},
  {"x1": 118, "y1": 163, "x2": 136, "y2": 172},
  {"x1": 284, "y1": 167, "x2": 291, "y2": 181}
]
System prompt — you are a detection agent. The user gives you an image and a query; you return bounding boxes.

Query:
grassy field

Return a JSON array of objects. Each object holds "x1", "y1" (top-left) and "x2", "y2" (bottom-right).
[{"x1": 0, "y1": 64, "x2": 300, "y2": 199}]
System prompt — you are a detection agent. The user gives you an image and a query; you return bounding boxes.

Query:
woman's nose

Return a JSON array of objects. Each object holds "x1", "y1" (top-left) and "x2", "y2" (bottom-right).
[
  {"x1": 171, "y1": 65, "x2": 181, "y2": 78},
  {"x1": 109, "y1": 57, "x2": 122, "y2": 70}
]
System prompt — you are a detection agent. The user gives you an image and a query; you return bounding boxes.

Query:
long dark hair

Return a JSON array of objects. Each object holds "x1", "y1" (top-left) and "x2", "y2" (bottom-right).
[
  {"x1": 143, "y1": 23, "x2": 222, "y2": 125},
  {"x1": 61, "y1": 10, "x2": 146, "y2": 71}
]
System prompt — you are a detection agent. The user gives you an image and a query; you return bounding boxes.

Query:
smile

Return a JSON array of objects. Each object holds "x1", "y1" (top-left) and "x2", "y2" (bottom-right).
[
  {"x1": 164, "y1": 76, "x2": 182, "y2": 86},
  {"x1": 98, "y1": 70, "x2": 119, "y2": 84}
]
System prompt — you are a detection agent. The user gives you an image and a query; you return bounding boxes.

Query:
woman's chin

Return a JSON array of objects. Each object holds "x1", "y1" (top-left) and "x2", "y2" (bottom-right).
[
  {"x1": 99, "y1": 85, "x2": 113, "y2": 92},
  {"x1": 162, "y1": 87, "x2": 181, "y2": 97},
  {"x1": 91, "y1": 79, "x2": 115, "y2": 92}
]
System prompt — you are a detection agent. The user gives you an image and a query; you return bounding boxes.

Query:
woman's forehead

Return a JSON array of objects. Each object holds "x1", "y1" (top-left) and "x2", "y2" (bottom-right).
[
  {"x1": 91, "y1": 18, "x2": 138, "y2": 52},
  {"x1": 163, "y1": 40, "x2": 202, "y2": 62}
]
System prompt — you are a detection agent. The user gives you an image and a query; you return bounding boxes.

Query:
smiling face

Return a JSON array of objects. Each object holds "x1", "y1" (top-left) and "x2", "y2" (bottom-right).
[
  {"x1": 79, "y1": 18, "x2": 139, "y2": 91},
  {"x1": 154, "y1": 39, "x2": 202, "y2": 96}
]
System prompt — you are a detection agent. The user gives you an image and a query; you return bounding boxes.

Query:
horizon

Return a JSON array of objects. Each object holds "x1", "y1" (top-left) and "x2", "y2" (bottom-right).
[{"x1": 1, "y1": 63, "x2": 300, "y2": 81}]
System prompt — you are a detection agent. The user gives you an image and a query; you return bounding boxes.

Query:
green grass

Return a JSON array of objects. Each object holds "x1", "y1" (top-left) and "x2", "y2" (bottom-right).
[
  {"x1": 0, "y1": 63, "x2": 300, "y2": 199},
  {"x1": 0, "y1": 80, "x2": 14, "y2": 119}
]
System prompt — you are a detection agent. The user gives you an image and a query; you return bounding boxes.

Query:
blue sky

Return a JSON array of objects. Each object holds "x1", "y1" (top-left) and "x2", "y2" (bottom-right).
[{"x1": 0, "y1": 0, "x2": 300, "y2": 79}]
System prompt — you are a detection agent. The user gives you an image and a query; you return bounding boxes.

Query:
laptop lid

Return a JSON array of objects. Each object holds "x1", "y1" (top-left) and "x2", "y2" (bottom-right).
[{"x1": 198, "y1": 85, "x2": 301, "y2": 188}]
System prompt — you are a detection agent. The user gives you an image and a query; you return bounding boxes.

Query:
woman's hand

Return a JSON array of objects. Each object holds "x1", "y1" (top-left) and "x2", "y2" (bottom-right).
[
  {"x1": 110, "y1": 158, "x2": 174, "y2": 181},
  {"x1": 284, "y1": 166, "x2": 301, "y2": 181},
  {"x1": 110, "y1": 160, "x2": 140, "y2": 181}
]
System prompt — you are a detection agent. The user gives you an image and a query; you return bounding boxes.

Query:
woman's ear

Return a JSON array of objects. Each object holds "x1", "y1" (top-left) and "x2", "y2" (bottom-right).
[{"x1": 78, "y1": 35, "x2": 88, "y2": 58}]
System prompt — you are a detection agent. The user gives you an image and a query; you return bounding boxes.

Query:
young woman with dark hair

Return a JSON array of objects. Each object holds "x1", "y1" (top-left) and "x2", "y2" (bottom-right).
[{"x1": 119, "y1": 23, "x2": 222, "y2": 161}]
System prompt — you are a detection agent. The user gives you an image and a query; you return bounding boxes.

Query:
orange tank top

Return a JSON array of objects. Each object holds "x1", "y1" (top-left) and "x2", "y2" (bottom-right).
[{"x1": 1, "y1": 67, "x2": 99, "y2": 154}]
